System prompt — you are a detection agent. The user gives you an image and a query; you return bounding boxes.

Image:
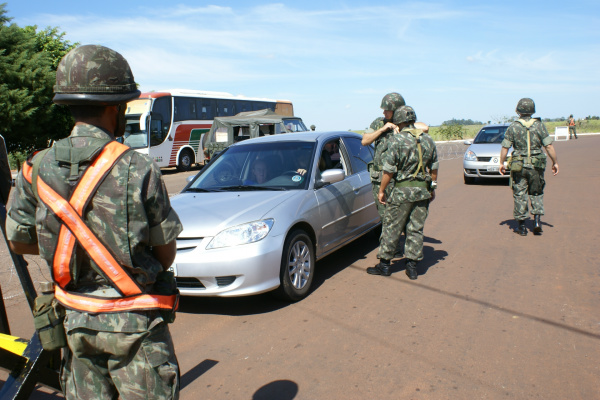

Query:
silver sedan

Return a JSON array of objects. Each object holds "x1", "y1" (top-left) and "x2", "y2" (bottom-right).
[
  {"x1": 169, "y1": 131, "x2": 380, "y2": 301},
  {"x1": 463, "y1": 123, "x2": 513, "y2": 184}
]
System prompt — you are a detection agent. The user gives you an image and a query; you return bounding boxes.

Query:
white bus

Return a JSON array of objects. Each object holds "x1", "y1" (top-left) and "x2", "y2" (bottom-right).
[{"x1": 123, "y1": 89, "x2": 294, "y2": 171}]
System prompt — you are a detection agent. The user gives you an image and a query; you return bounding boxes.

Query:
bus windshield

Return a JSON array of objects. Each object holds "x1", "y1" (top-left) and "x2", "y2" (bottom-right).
[
  {"x1": 124, "y1": 115, "x2": 148, "y2": 149},
  {"x1": 124, "y1": 99, "x2": 151, "y2": 149}
]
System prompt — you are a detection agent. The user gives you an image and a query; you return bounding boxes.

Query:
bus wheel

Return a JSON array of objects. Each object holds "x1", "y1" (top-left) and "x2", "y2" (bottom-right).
[{"x1": 177, "y1": 149, "x2": 194, "y2": 172}]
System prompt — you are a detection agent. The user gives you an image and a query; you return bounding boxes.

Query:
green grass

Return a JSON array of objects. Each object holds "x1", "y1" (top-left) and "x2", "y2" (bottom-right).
[{"x1": 353, "y1": 119, "x2": 600, "y2": 142}]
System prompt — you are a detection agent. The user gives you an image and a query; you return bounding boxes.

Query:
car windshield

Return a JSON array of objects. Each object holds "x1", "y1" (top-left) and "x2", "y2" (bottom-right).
[
  {"x1": 187, "y1": 141, "x2": 316, "y2": 191},
  {"x1": 473, "y1": 126, "x2": 507, "y2": 144},
  {"x1": 283, "y1": 118, "x2": 308, "y2": 132}
]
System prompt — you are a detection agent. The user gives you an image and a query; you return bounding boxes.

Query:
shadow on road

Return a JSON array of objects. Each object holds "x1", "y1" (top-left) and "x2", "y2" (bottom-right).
[
  {"x1": 252, "y1": 379, "x2": 298, "y2": 400},
  {"x1": 499, "y1": 218, "x2": 555, "y2": 233},
  {"x1": 180, "y1": 359, "x2": 218, "y2": 390}
]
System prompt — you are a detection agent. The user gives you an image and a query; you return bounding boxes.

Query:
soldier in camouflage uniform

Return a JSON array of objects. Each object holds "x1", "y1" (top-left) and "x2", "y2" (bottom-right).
[
  {"x1": 367, "y1": 106, "x2": 438, "y2": 279},
  {"x1": 499, "y1": 98, "x2": 559, "y2": 236},
  {"x1": 6, "y1": 45, "x2": 182, "y2": 399},
  {"x1": 362, "y1": 93, "x2": 405, "y2": 219}
]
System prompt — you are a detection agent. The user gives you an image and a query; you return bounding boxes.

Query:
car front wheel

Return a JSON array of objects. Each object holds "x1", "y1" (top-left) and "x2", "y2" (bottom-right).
[{"x1": 274, "y1": 230, "x2": 315, "y2": 302}]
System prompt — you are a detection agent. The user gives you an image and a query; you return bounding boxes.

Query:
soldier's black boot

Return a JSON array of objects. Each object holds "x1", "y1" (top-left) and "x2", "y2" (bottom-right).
[
  {"x1": 514, "y1": 220, "x2": 527, "y2": 236},
  {"x1": 367, "y1": 260, "x2": 391, "y2": 276},
  {"x1": 405, "y1": 259, "x2": 418, "y2": 280},
  {"x1": 533, "y1": 215, "x2": 543, "y2": 235}
]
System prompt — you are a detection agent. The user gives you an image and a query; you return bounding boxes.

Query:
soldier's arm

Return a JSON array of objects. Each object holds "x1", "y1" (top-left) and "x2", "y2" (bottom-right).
[
  {"x1": 544, "y1": 144, "x2": 559, "y2": 175},
  {"x1": 361, "y1": 123, "x2": 398, "y2": 146},
  {"x1": 379, "y1": 172, "x2": 393, "y2": 205},
  {"x1": 499, "y1": 147, "x2": 509, "y2": 175},
  {"x1": 152, "y1": 240, "x2": 177, "y2": 271}
]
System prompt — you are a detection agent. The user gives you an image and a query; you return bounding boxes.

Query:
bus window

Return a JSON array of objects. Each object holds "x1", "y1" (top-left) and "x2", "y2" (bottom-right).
[
  {"x1": 217, "y1": 100, "x2": 235, "y2": 116},
  {"x1": 197, "y1": 99, "x2": 214, "y2": 120},
  {"x1": 150, "y1": 119, "x2": 165, "y2": 146},
  {"x1": 152, "y1": 97, "x2": 171, "y2": 138},
  {"x1": 174, "y1": 97, "x2": 197, "y2": 121}
]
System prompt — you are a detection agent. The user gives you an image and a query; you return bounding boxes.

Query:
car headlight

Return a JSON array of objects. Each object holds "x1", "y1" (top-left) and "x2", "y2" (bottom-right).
[
  {"x1": 206, "y1": 219, "x2": 274, "y2": 249},
  {"x1": 464, "y1": 150, "x2": 477, "y2": 161}
]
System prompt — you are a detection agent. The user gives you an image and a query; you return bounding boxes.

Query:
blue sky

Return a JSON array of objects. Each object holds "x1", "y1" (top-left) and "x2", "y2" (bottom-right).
[{"x1": 5, "y1": 1, "x2": 600, "y2": 130}]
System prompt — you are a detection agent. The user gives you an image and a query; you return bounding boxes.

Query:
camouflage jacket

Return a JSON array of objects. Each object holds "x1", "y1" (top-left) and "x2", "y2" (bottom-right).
[
  {"x1": 7, "y1": 124, "x2": 182, "y2": 332},
  {"x1": 367, "y1": 117, "x2": 393, "y2": 183},
  {"x1": 502, "y1": 117, "x2": 553, "y2": 156},
  {"x1": 382, "y1": 127, "x2": 439, "y2": 204}
]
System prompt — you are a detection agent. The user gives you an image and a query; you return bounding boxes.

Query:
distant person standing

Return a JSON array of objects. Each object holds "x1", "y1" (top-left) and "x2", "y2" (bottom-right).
[
  {"x1": 367, "y1": 106, "x2": 438, "y2": 279},
  {"x1": 568, "y1": 114, "x2": 578, "y2": 139},
  {"x1": 499, "y1": 98, "x2": 559, "y2": 236}
]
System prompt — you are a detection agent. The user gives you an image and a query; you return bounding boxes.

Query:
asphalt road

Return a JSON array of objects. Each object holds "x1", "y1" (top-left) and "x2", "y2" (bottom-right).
[{"x1": 1, "y1": 136, "x2": 599, "y2": 399}]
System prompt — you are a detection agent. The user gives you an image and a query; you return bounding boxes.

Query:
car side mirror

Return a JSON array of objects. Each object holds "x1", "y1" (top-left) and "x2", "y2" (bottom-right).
[
  {"x1": 463, "y1": 140, "x2": 473, "y2": 145},
  {"x1": 315, "y1": 169, "x2": 344, "y2": 189}
]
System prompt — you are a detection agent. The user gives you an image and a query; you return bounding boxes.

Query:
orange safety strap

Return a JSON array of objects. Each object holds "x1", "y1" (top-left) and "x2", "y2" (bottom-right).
[
  {"x1": 54, "y1": 286, "x2": 178, "y2": 313},
  {"x1": 52, "y1": 142, "x2": 134, "y2": 290},
  {"x1": 28, "y1": 142, "x2": 177, "y2": 313},
  {"x1": 35, "y1": 143, "x2": 142, "y2": 296}
]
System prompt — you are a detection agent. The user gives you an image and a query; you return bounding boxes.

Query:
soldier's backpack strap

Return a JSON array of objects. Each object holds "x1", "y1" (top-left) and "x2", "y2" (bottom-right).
[
  {"x1": 405, "y1": 128, "x2": 426, "y2": 178},
  {"x1": 516, "y1": 118, "x2": 540, "y2": 165},
  {"x1": 31, "y1": 148, "x2": 52, "y2": 201}
]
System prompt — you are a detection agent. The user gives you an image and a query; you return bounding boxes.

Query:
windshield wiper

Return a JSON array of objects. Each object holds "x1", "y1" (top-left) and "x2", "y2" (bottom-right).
[
  {"x1": 184, "y1": 187, "x2": 221, "y2": 193},
  {"x1": 219, "y1": 185, "x2": 286, "y2": 191}
]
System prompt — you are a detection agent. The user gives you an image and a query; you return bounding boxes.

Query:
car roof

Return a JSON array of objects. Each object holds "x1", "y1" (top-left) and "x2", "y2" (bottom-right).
[
  {"x1": 230, "y1": 131, "x2": 362, "y2": 147},
  {"x1": 480, "y1": 123, "x2": 511, "y2": 128}
]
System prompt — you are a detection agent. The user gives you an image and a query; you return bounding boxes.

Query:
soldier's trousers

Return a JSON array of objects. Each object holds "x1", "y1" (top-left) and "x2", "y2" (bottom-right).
[
  {"x1": 378, "y1": 199, "x2": 429, "y2": 262},
  {"x1": 61, "y1": 320, "x2": 179, "y2": 400},
  {"x1": 372, "y1": 181, "x2": 404, "y2": 256},
  {"x1": 512, "y1": 167, "x2": 545, "y2": 220},
  {"x1": 569, "y1": 126, "x2": 577, "y2": 139}
]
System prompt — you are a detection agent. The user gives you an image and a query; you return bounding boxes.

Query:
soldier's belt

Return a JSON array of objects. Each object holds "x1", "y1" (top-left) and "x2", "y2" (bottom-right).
[{"x1": 395, "y1": 180, "x2": 429, "y2": 188}]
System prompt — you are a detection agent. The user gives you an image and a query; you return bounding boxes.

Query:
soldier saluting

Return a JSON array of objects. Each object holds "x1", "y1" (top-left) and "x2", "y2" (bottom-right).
[
  {"x1": 6, "y1": 45, "x2": 182, "y2": 399},
  {"x1": 499, "y1": 98, "x2": 559, "y2": 236}
]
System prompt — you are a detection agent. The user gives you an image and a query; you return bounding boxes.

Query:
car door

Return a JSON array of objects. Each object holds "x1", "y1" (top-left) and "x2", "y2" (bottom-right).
[
  {"x1": 340, "y1": 136, "x2": 380, "y2": 229},
  {"x1": 314, "y1": 136, "x2": 366, "y2": 255}
]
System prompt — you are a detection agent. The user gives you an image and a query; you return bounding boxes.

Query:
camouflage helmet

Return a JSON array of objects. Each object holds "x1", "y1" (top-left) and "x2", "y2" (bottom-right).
[
  {"x1": 380, "y1": 92, "x2": 406, "y2": 111},
  {"x1": 53, "y1": 45, "x2": 141, "y2": 105},
  {"x1": 516, "y1": 98, "x2": 535, "y2": 115},
  {"x1": 393, "y1": 105, "x2": 417, "y2": 125}
]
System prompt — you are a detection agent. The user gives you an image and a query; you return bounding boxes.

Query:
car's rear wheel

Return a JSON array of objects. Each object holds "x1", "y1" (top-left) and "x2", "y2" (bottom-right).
[
  {"x1": 464, "y1": 174, "x2": 475, "y2": 185},
  {"x1": 177, "y1": 149, "x2": 194, "y2": 172},
  {"x1": 273, "y1": 230, "x2": 315, "y2": 302}
]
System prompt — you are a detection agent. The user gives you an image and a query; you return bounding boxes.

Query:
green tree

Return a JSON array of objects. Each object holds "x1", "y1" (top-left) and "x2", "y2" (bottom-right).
[
  {"x1": 0, "y1": 3, "x2": 76, "y2": 155},
  {"x1": 437, "y1": 123, "x2": 465, "y2": 140}
]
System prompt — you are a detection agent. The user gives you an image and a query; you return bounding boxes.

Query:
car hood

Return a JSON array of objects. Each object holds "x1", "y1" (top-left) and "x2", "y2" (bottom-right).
[
  {"x1": 467, "y1": 143, "x2": 512, "y2": 157},
  {"x1": 171, "y1": 190, "x2": 299, "y2": 238}
]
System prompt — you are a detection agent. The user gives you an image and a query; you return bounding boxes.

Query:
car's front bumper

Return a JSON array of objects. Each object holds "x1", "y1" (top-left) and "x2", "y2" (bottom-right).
[
  {"x1": 171, "y1": 233, "x2": 285, "y2": 297},
  {"x1": 463, "y1": 159, "x2": 508, "y2": 179}
]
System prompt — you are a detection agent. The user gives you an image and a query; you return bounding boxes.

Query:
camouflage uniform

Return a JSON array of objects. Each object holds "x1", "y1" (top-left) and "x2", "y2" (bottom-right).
[
  {"x1": 367, "y1": 117, "x2": 390, "y2": 218},
  {"x1": 378, "y1": 127, "x2": 438, "y2": 262},
  {"x1": 568, "y1": 116, "x2": 577, "y2": 139},
  {"x1": 7, "y1": 124, "x2": 183, "y2": 399},
  {"x1": 502, "y1": 118, "x2": 553, "y2": 220}
]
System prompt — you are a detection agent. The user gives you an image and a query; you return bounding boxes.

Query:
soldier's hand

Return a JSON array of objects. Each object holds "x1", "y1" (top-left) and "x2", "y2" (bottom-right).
[
  {"x1": 415, "y1": 122, "x2": 429, "y2": 133},
  {"x1": 430, "y1": 190, "x2": 436, "y2": 202},
  {"x1": 552, "y1": 163, "x2": 559, "y2": 176},
  {"x1": 499, "y1": 165, "x2": 506, "y2": 175},
  {"x1": 378, "y1": 191, "x2": 386, "y2": 205},
  {"x1": 383, "y1": 122, "x2": 399, "y2": 134}
]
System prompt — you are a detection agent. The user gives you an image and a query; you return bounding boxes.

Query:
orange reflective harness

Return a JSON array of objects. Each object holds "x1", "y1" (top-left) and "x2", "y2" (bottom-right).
[{"x1": 23, "y1": 142, "x2": 178, "y2": 314}]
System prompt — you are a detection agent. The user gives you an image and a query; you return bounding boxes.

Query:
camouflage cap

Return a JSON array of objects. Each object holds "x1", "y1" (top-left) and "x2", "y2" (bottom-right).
[
  {"x1": 53, "y1": 45, "x2": 141, "y2": 105},
  {"x1": 393, "y1": 105, "x2": 417, "y2": 125},
  {"x1": 380, "y1": 92, "x2": 406, "y2": 111},
  {"x1": 516, "y1": 98, "x2": 535, "y2": 115}
]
